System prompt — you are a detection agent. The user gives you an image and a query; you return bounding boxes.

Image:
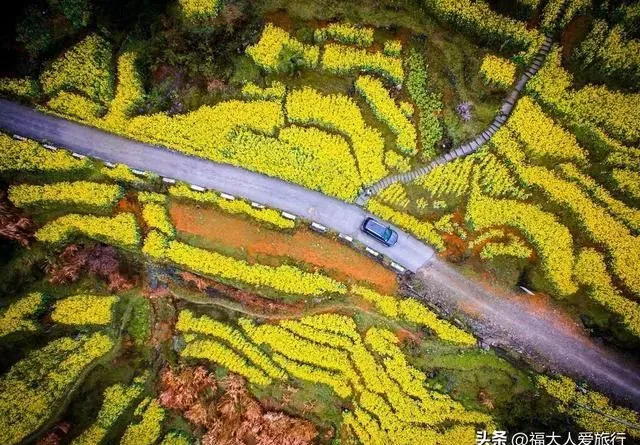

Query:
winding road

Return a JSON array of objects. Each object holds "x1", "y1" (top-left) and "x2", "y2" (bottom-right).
[
  {"x1": 0, "y1": 99, "x2": 434, "y2": 272},
  {"x1": 2, "y1": 99, "x2": 640, "y2": 412}
]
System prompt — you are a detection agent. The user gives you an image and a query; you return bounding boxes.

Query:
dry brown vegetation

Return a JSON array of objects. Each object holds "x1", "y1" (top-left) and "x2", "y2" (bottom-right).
[
  {"x1": 0, "y1": 191, "x2": 34, "y2": 246},
  {"x1": 48, "y1": 244, "x2": 134, "y2": 291},
  {"x1": 159, "y1": 366, "x2": 318, "y2": 445}
]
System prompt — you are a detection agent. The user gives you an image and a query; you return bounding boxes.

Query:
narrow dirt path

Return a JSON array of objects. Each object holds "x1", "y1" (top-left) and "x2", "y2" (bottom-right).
[{"x1": 412, "y1": 258, "x2": 640, "y2": 410}]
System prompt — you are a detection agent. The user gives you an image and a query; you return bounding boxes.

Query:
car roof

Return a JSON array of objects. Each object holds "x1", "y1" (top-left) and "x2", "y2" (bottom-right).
[{"x1": 364, "y1": 218, "x2": 388, "y2": 237}]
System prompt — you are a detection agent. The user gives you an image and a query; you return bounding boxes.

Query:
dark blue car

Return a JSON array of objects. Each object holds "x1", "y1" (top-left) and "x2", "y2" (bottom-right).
[{"x1": 361, "y1": 217, "x2": 398, "y2": 246}]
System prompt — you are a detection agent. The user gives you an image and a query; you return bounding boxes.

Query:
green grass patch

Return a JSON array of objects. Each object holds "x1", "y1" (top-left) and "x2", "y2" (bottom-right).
[
  {"x1": 408, "y1": 339, "x2": 533, "y2": 412},
  {"x1": 126, "y1": 295, "x2": 152, "y2": 347}
]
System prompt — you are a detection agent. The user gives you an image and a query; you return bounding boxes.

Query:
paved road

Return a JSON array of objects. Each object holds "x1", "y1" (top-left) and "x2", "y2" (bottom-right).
[
  {"x1": 0, "y1": 99, "x2": 434, "y2": 272},
  {"x1": 2, "y1": 99, "x2": 640, "y2": 412}
]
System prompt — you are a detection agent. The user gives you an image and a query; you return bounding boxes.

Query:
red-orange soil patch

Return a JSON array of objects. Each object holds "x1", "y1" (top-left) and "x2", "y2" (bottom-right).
[
  {"x1": 170, "y1": 201, "x2": 397, "y2": 294},
  {"x1": 395, "y1": 327, "x2": 422, "y2": 343},
  {"x1": 116, "y1": 195, "x2": 139, "y2": 214}
]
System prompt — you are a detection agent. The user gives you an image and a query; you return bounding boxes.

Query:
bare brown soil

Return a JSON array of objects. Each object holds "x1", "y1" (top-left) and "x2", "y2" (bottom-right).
[
  {"x1": 170, "y1": 201, "x2": 397, "y2": 294},
  {"x1": 561, "y1": 15, "x2": 591, "y2": 61}
]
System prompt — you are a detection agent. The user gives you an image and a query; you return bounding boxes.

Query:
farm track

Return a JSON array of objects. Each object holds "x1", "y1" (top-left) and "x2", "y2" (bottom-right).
[{"x1": 413, "y1": 259, "x2": 640, "y2": 411}]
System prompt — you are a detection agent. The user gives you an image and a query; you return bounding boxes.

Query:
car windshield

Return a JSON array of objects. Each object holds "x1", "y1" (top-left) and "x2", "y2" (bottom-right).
[{"x1": 383, "y1": 228, "x2": 392, "y2": 241}]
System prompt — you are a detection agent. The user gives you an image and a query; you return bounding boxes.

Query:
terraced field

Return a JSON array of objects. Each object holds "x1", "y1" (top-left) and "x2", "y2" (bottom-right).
[{"x1": 0, "y1": 0, "x2": 639, "y2": 443}]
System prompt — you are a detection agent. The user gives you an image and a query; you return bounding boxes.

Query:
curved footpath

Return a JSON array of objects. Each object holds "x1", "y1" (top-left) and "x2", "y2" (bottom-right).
[
  {"x1": 356, "y1": 34, "x2": 554, "y2": 203},
  {"x1": 2, "y1": 99, "x2": 640, "y2": 412}
]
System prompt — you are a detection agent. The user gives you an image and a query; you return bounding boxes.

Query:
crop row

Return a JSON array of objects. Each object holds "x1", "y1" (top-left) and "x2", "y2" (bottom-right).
[
  {"x1": 143, "y1": 231, "x2": 347, "y2": 297},
  {"x1": 574, "y1": 249, "x2": 640, "y2": 338},
  {"x1": 321, "y1": 43, "x2": 403, "y2": 85},
  {"x1": 0, "y1": 133, "x2": 90, "y2": 175},
  {"x1": 105, "y1": 52, "x2": 145, "y2": 124},
  {"x1": 36, "y1": 213, "x2": 141, "y2": 249},
  {"x1": 384, "y1": 151, "x2": 412, "y2": 173},
  {"x1": 120, "y1": 398, "x2": 165, "y2": 445},
  {"x1": 0, "y1": 333, "x2": 115, "y2": 445},
  {"x1": 241, "y1": 81, "x2": 286, "y2": 101},
  {"x1": 178, "y1": 0, "x2": 222, "y2": 20},
  {"x1": 612, "y1": 169, "x2": 640, "y2": 200},
  {"x1": 98, "y1": 163, "x2": 146, "y2": 185},
  {"x1": 8, "y1": 181, "x2": 123, "y2": 212},
  {"x1": 314, "y1": 23, "x2": 374, "y2": 47},
  {"x1": 355, "y1": 75, "x2": 417, "y2": 155},
  {"x1": 479, "y1": 54, "x2": 516, "y2": 88},
  {"x1": 405, "y1": 49, "x2": 442, "y2": 159},
  {"x1": 246, "y1": 23, "x2": 319, "y2": 71},
  {"x1": 558, "y1": 163, "x2": 640, "y2": 233},
  {"x1": 52, "y1": 295, "x2": 118, "y2": 326},
  {"x1": 540, "y1": 0, "x2": 566, "y2": 32},
  {"x1": 142, "y1": 202, "x2": 176, "y2": 237},
  {"x1": 72, "y1": 375, "x2": 147, "y2": 445},
  {"x1": 383, "y1": 40, "x2": 402, "y2": 56},
  {"x1": 285, "y1": 87, "x2": 386, "y2": 185},
  {"x1": 479, "y1": 239, "x2": 532, "y2": 260},
  {"x1": 0, "y1": 293, "x2": 43, "y2": 338},
  {"x1": 181, "y1": 339, "x2": 273, "y2": 385},
  {"x1": 47, "y1": 91, "x2": 104, "y2": 121}
]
